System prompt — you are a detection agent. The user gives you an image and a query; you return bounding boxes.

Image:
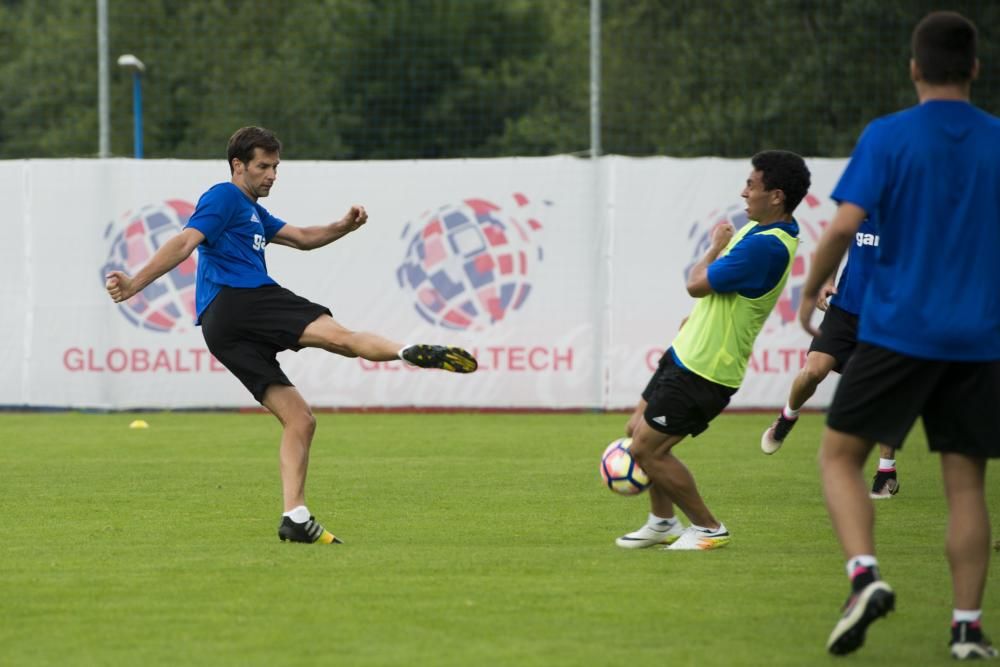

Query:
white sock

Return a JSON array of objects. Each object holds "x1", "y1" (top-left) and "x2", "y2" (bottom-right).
[
  {"x1": 283, "y1": 505, "x2": 310, "y2": 523},
  {"x1": 647, "y1": 513, "x2": 678, "y2": 529},
  {"x1": 783, "y1": 403, "x2": 800, "y2": 419},
  {"x1": 846, "y1": 554, "x2": 878, "y2": 577},
  {"x1": 878, "y1": 458, "x2": 896, "y2": 471},
  {"x1": 690, "y1": 522, "x2": 725, "y2": 534},
  {"x1": 953, "y1": 609, "x2": 982, "y2": 624}
]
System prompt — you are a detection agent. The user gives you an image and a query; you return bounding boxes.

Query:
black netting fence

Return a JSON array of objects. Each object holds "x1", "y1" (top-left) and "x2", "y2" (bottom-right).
[{"x1": 1, "y1": 0, "x2": 997, "y2": 159}]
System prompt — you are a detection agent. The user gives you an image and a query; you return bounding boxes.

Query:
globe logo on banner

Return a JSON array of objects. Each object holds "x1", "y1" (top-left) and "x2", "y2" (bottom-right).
[
  {"x1": 396, "y1": 194, "x2": 546, "y2": 331},
  {"x1": 684, "y1": 194, "x2": 828, "y2": 332},
  {"x1": 101, "y1": 200, "x2": 198, "y2": 333}
]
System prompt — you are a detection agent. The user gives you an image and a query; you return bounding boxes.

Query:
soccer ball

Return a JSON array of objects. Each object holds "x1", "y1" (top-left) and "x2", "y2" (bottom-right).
[{"x1": 600, "y1": 437, "x2": 650, "y2": 496}]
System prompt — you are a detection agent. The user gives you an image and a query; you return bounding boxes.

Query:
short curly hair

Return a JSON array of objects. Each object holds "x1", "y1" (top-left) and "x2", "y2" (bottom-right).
[{"x1": 751, "y1": 150, "x2": 811, "y2": 214}]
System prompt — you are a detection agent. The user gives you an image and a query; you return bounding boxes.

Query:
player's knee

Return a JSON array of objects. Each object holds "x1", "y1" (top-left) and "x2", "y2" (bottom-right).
[
  {"x1": 800, "y1": 364, "x2": 828, "y2": 388},
  {"x1": 288, "y1": 409, "x2": 316, "y2": 438}
]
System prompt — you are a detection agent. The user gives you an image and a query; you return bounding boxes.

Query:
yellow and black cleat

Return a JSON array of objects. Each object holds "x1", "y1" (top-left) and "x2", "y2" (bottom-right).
[
  {"x1": 400, "y1": 344, "x2": 478, "y2": 373},
  {"x1": 278, "y1": 516, "x2": 343, "y2": 544}
]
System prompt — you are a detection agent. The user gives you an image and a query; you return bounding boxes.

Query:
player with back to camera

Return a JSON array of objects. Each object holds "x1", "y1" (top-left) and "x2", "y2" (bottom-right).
[
  {"x1": 799, "y1": 12, "x2": 1000, "y2": 659},
  {"x1": 106, "y1": 126, "x2": 478, "y2": 545},
  {"x1": 761, "y1": 215, "x2": 903, "y2": 500},
  {"x1": 615, "y1": 150, "x2": 810, "y2": 552}
]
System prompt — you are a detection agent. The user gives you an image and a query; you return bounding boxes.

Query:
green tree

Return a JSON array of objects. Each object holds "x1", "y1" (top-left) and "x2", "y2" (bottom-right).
[
  {"x1": 0, "y1": 0, "x2": 100, "y2": 156},
  {"x1": 0, "y1": 0, "x2": 996, "y2": 159}
]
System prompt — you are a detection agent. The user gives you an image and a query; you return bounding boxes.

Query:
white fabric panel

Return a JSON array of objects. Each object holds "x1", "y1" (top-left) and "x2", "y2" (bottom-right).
[
  {"x1": 0, "y1": 162, "x2": 30, "y2": 405},
  {"x1": 5, "y1": 156, "x2": 851, "y2": 409}
]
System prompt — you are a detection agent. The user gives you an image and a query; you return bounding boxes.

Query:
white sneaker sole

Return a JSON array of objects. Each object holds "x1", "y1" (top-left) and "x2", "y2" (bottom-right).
[
  {"x1": 615, "y1": 526, "x2": 684, "y2": 549},
  {"x1": 826, "y1": 581, "x2": 895, "y2": 655},
  {"x1": 761, "y1": 428, "x2": 782, "y2": 455},
  {"x1": 615, "y1": 535, "x2": 679, "y2": 549},
  {"x1": 951, "y1": 642, "x2": 999, "y2": 659}
]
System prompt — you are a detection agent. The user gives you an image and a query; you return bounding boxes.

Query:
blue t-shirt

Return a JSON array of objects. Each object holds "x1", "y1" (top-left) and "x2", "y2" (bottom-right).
[
  {"x1": 185, "y1": 182, "x2": 287, "y2": 321},
  {"x1": 832, "y1": 100, "x2": 1000, "y2": 360},
  {"x1": 829, "y1": 216, "x2": 878, "y2": 315},
  {"x1": 707, "y1": 220, "x2": 799, "y2": 297}
]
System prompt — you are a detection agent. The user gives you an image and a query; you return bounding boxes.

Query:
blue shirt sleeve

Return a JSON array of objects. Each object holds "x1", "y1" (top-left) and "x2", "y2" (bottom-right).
[
  {"x1": 831, "y1": 120, "x2": 888, "y2": 213},
  {"x1": 186, "y1": 185, "x2": 233, "y2": 245},
  {"x1": 256, "y1": 204, "x2": 286, "y2": 242},
  {"x1": 707, "y1": 233, "x2": 791, "y2": 298}
]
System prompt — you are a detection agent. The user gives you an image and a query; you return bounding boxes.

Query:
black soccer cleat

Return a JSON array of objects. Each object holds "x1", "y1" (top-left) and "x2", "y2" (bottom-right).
[
  {"x1": 870, "y1": 470, "x2": 900, "y2": 499},
  {"x1": 760, "y1": 413, "x2": 798, "y2": 455},
  {"x1": 400, "y1": 344, "x2": 478, "y2": 373},
  {"x1": 826, "y1": 579, "x2": 895, "y2": 655},
  {"x1": 951, "y1": 620, "x2": 999, "y2": 660},
  {"x1": 278, "y1": 515, "x2": 343, "y2": 545}
]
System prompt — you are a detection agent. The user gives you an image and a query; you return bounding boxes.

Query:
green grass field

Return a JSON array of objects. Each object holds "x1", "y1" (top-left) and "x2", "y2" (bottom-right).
[{"x1": 1, "y1": 412, "x2": 996, "y2": 666}]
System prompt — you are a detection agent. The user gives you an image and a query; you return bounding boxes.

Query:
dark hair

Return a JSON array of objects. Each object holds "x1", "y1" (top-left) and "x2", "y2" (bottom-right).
[
  {"x1": 227, "y1": 126, "x2": 281, "y2": 173},
  {"x1": 751, "y1": 150, "x2": 811, "y2": 213},
  {"x1": 912, "y1": 11, "x2": 977, "y2": 85}
]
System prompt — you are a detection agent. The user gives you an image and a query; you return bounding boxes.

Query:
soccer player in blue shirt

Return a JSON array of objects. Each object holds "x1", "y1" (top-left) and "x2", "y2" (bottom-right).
[
  {"x1": 762, "y1": 217, "x2": 902, "y2": 499},
  {"x1": 106, "y1": 126, "x2": 478, "y2": 545},
  {"x1": 799, "y1": 12, "x2": 1000, "y2": 660}
]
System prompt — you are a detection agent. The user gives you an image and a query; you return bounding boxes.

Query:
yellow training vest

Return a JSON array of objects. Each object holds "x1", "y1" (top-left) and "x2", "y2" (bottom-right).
[{"x1": 671, "y1": 223, "x2": 799, "y2": 388}]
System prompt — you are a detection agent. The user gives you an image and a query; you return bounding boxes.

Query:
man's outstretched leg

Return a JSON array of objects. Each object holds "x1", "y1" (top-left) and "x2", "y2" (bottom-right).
[
  {"x1": 263, "y1": 384, "x2": 342, "y2": 545},
  {"x1": 820, "y1": 427, "x2": 894, "y2": 655},
  {"x1": 298, "y1": 315, "x2": 477, "y2": 373}
]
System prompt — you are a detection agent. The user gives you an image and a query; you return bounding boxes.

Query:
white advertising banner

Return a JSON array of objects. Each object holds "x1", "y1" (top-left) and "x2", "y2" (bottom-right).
[{"x1": 3, "y1": 156, "x2": 849, "y2": 410}]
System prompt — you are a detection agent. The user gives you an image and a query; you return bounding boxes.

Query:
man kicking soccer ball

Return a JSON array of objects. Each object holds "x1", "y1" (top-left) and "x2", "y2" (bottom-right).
[
  {"x1": 106, "y1": 126, "x2": 477, "y2": 545},
  {"x1": 616, "y1": 150, "x2": 810, "y2": 552}
]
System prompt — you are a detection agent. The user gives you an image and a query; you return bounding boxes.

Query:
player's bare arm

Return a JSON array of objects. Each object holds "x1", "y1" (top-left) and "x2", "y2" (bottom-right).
[
  {"x1": 686, "y1": 222, "x2": 735, "y2": 297},
  {"x1": 799, "y1": 202, "x2": 866, "y2": 336},
  {"x1": 105, "y1": 227, "x2": 204, "y2": 303},
  {"x1": 270, "y1": 205, "x2": 368, "y2": 251}
]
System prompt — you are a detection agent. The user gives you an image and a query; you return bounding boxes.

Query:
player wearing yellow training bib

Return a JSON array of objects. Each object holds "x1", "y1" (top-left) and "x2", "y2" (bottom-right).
[{"x1": 614, "y1": 150, "x2": 808, "y2": 552}]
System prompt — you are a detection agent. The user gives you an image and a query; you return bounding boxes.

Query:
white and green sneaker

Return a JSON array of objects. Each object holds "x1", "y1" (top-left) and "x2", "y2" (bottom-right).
[
  {"x1": 615, "y1": 520, "x2": 685, "y2": 549},
  {"x1": 666, "y1": 523, "x2": 731, "y2": 551}
]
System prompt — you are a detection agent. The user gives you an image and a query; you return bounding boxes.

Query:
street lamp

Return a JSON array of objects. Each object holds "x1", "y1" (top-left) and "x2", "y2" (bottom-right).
[{"x1": 117, "y1": 54, "x2": 146, "y2": 158}]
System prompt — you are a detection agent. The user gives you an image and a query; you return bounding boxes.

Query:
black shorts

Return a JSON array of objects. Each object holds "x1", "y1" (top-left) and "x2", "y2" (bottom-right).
[
  {"x1": 640, "y1": 352, "x2": 736, "y2": 437},
  {"x1": 827, "y1": 342, "x2": 1000, "y2": 457},
  {"x1": 200, "y1": 285, "x2": 331, "y2": 403},
  {"x1": 808, "y1": 304, "x2": 859, "y2": 373}
]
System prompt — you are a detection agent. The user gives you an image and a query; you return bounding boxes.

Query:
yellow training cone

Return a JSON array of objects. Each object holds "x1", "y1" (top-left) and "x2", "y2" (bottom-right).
[{"x1": 129, "y1": 419, "x2": 149, "y2": 429}]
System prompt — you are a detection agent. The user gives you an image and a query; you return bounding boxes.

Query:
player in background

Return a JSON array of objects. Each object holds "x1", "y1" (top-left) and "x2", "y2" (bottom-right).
[
  {"x1": 616, "y1": 150, "x2": 810, "y2": 551},
  {"x1": 799, "y1": 12, "x2": 999, "y2": 659},
  {"x1": 761, "y1": 217, "x2": 901, "y2": 499},
  {"x1": 106, "y1": 126, "x2": 478, "y2": 545}
]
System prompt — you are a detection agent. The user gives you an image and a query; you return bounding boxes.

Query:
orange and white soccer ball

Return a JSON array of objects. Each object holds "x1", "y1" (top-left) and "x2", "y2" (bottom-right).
[{"x1": 600, "y1": 437, "x2": 651, "y2": 495}]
